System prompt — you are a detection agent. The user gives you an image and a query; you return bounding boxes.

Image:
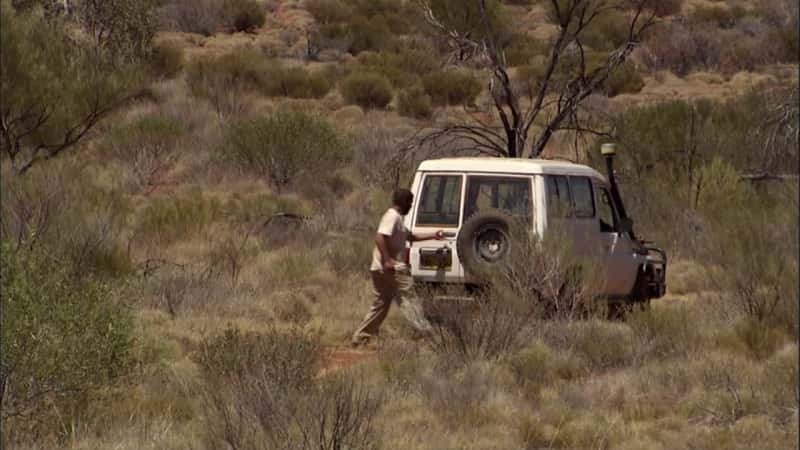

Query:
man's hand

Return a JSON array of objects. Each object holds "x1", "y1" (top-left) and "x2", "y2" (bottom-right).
[
  {"x1": 434, "y1": 230, "x2": 445, "y2": 240},
  {"x1": 382, "y1": 258, "x2": 398, "y2": 272}
]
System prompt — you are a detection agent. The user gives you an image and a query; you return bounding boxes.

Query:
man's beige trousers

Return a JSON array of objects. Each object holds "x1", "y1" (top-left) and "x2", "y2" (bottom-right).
[{"x1": 352, "y1": 270, "x2": 431, "y2": 344}]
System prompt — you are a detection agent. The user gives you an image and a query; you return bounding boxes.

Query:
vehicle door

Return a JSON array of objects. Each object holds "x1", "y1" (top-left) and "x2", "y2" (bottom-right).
[
  {"x1": 409, "y1": 173, "x2": 464, "y2": 282},
  {"x1": 595, "y1": 184, "x2": 640, "y2": 297},
  {"x1": 543, "y1": 175, "x2": 597, "y2": 258}
]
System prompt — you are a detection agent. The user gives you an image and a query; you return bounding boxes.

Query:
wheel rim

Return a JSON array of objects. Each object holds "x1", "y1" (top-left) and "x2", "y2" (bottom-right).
[{"x1": 474, "y1": 226, "x2": 508, "y2": 263}]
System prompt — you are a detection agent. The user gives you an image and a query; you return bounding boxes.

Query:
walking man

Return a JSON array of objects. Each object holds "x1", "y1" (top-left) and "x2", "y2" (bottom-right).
[{"x1": 351, "y1": 188, "x2": 444, "y2": 347}]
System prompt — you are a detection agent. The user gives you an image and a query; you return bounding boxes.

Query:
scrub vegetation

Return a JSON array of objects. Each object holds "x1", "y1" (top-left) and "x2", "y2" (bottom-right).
[{"x1": 1, "y1": 0, "x2": 797, "y2": 449}]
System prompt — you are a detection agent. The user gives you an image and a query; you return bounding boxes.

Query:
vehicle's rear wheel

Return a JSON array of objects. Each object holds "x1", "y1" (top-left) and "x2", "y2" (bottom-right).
[{"x1": 456, "y1": 209, "x2": 520, "y2": 280}]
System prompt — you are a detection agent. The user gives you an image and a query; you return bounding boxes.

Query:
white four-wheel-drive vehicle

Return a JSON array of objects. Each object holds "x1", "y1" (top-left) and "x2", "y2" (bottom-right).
[{"x1": 404, "y1": 145, "x2": 667, "y2": 306}]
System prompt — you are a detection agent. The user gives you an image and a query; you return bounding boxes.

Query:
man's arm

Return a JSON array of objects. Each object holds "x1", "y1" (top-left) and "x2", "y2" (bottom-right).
[{"x1": 410, "y1": 230, "x2": 445, "y2": 242}]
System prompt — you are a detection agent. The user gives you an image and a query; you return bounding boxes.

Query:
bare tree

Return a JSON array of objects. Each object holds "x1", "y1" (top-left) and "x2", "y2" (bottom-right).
[{"x1": 416, "y1": 0, "x2": 659, "y2": 158}]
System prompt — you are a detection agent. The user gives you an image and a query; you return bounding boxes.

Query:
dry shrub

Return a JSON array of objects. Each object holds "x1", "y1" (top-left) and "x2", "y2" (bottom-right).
[
  {"x1": 425, "y1": 293, "x2": 537, "y2": 364},
  {"x1": 223, "y1": 0, "x2": 265, "y2": 32},
  {"x1": 627, "y1": 303, "x2": 703, "y2": 360},
  {"x1": 351, "y1": 117, "x2": 416, "y2": 189},
  {"x1": 419, "y1": 360, "x2": 494, "y2": 428},
  {"x1": 102, "y1": 114, "x2": 186, "y2": 192},
  {"x1": 149, "y1": 40, "x2": 184, "y2": 78},
  {"x1": 545, "y1": 320, "x2": 635, "y2": 371},
  {"x1": 197, "y1": 326, "x2": 383, "y2": 450},
  {"x1": 324, "y1": 234, "x2": 374, "y2": 277},
  {"x1": 157, "y1": 0, "x2": 222, "y2": 35},
  {"x1": 376, "y1": 340, "x2": 422, "y2": 392},
  {"x1": 507, "y1": 341, "x2": 557, "y2": 396},
  {"x1": 602, "y1": 61, "x2": 644, "y2": 97},
  {"x1": 425, "y1": 228, "x2": 603, "y2": 365}
]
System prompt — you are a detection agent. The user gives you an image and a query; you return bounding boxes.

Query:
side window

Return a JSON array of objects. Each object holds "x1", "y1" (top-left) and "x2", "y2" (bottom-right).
[
  {"x1": 569, "y1": 176, "x2": 595, "y2": 218},
  {"x1": 596, "y1": 187, "x2": 617, "y2": 232},
  {"x1": 545, "y1": 175, "x2": 572, "y2": 218},
  {"x1": 464, "y1": 176, "x2": 532, "y2": 220},
  {"x1": 416, "y1": 175, "x2": 463, "y2": 227}
]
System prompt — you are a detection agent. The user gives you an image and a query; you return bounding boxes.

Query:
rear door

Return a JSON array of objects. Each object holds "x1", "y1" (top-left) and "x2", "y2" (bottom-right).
[{"x1": 409, "y1": 173, "x2": 464, "y2": 282}]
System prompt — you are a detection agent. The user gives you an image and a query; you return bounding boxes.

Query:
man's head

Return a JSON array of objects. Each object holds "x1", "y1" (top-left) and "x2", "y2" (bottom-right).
[{"x1": 393, "y1": 188, "x2": 414, "y2": 215}]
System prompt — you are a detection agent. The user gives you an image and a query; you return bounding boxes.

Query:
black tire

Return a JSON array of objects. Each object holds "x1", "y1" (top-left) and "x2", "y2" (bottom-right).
[{"x1": 456, "y1": 209, "x2": 521, "y2": 280}]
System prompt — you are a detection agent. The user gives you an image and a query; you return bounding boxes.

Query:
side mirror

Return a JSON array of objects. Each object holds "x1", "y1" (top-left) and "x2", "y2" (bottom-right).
[{"x1": 617, "y1": 218, "x2": 634, "y2": 234}]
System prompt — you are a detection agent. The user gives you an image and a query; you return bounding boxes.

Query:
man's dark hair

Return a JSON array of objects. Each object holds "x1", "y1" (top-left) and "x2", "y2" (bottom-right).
[{"x1": 393, "y1": 188, "x2": 413, "y2": 206}]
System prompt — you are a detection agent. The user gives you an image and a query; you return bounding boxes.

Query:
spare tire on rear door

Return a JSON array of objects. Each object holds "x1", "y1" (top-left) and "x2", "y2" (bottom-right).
[{"x1": 456, "y1": 209, "x2": 522, "y2": 280}]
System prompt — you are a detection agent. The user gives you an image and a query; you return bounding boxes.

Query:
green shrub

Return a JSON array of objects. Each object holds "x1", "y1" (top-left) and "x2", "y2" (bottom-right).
[
  {"x1": 223, "y1": 0, "x2": 265, "y2": 32},
  {"x1": 422, "y1": 70, "x2": 482, "y2": 106},
  {"x1": 149, "y1": 41, "x2": 184, "y2": 78},
  {"x1": 346, "y1": 14, "x2": 395, "y2": 54},
  {"x1": 221, "y1": 111, "x2": 349, "y2": 191},
  {"x1": 137, "y1": 192, "x2": 223, "y2": 244},
  {"x1": 602, "y1": 62, "x2": 645, "y2": 97},
  {"x1": 1, "y1": 243, "x2": 134, "y2": 434},
  {"x1": 340, "y1": 71, "x2": 394, "y2": 109},
  {"x1": 266, "y1": 66, "x2": 332, "y2": 98},
  {"x1": 398, "y1": 84, "x2": 433, "y2": 119}
]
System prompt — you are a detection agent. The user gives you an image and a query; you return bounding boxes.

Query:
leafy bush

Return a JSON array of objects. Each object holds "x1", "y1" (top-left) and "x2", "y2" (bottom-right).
[
  {"x1": 422, "y1": 70, "x2": 482, "y2": 106},
  {"x1": 223, "y1": 0, "x2": 265, "y2": 32},
  {"x1": 398, "y1": 85, "x2": 433, "y2": 119},
  {"x1": 1, "y1": 3, "x2": 147, "y2": 175},
  {"x1": 602, "y1": 62, "x2": 645, "y2": 97},
  {"x1": 1, "y1": 243, "x2": 134, "y2": 438},
  {"x1": 340, "y1": 71, "x2": 394, "y2": 109},
  {"x1": 221, "y1": 111, "x2": 349, "y2": 191}
]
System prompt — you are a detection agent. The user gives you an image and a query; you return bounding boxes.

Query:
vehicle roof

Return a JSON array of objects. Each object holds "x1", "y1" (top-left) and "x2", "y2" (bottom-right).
[{"x1": 417, "y1": 157, "x2": 607, "y2": 181}]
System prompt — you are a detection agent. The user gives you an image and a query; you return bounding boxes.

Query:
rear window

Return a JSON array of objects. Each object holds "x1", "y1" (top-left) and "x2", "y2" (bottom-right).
[
  {"x1": 416, "y1": 175, "x2": 463, "y2": 227},
  {"x1": 464, "y1": 176, "x2": 532, "y2": 220}
]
